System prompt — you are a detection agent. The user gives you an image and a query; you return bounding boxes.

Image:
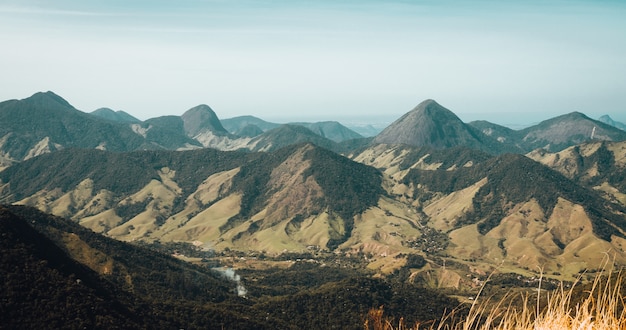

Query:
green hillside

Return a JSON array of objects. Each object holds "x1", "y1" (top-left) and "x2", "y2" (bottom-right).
[{"x1": 0, "y1": 92, "x2": 147, "y2": 158}]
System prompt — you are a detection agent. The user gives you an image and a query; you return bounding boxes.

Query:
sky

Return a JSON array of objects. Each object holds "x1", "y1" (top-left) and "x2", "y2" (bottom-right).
[{"x1": 0, "y1": 0, "x2": 625, "y2": 128}]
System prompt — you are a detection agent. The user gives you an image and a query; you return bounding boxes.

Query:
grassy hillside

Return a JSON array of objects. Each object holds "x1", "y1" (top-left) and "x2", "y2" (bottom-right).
[
  {"x1": 222, "y1": 143, "x2": 384, "y2": 248},
  {"x1": 0, "y1": 148, "x2": 252, "y2": 203},
  {"x1": 530, "y1": 142, "x2": 626, "y2": 194},
  {"x1": 403, "y1": 153, "x2": 626, "y2": 238},
  {"x1": 0, "y1": 143, "x2": 387, "y2": 252}
]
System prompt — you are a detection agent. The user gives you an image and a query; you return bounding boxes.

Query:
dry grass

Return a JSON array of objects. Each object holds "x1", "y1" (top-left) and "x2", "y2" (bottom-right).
[{"x1": 365, "y1": 265, "x2": 626, "y2": 330}]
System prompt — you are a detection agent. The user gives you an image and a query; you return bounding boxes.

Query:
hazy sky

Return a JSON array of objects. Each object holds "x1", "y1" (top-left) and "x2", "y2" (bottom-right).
[{"x1": 1, "y1": 0, "x2": 625, "y2": 127}]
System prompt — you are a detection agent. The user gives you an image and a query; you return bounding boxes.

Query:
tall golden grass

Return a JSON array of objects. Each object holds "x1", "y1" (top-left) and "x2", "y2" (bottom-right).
[{"x1": 365, "y1": 268, "x2": 626, "y2": 330}]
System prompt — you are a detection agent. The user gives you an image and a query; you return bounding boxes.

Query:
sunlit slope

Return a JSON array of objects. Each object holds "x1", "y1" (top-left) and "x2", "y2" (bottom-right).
[
  {"x1": 0, "y1": 144, "x2": 384, "y2": 253},
  {"x1": 351, "y1": 144, "x2": 626, "y2": 276},
  {"x1": 3, "y1": 139, "x2": 626, "y2": 278},
  {"x1": 528, "y1": 141, "x2": 626, "y2": 207}
]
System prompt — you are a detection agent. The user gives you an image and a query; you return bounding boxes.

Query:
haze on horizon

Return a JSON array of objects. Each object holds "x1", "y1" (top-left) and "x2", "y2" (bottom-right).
[{"x1": 1, "y1": 0, "x2": 625, "y2": 128}]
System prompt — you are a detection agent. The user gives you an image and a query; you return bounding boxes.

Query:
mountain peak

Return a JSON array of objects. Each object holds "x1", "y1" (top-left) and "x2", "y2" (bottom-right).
[
  {"x1": 181, "y1": 104, "x2": 229, "y2": 137},
  {"x1": 598, "y1": 114, "x2": 626, "y2": 131},
  {"x1": 417, "y1": 98, "x2": 439, "y2": 107},
  {"x1": 91, "y1": 108, "x2": 141, "y2": 123},
  {"x1": 187, "y1": 104, "x2": 213, "y2": 112},
  {"x1": 248, "y1": 124, "x2": 340, "y2": 152},
  {"x1": 26, "y1": 91, "x2": 73, "y2": 109},
  {"x1": 561, "y1": 111, "x2": 589, "y2": 120},
  {"x1": 599, "y1": 114, "x2": 613, "y2": 121},
  {"x1": 372, "y1": 99, "x2": 483, "y2": 149}
]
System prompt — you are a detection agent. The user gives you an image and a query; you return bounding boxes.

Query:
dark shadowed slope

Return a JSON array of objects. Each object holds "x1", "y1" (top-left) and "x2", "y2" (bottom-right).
[{"x1": 0, "y1": 205, "x2": 286, "y2": 329}]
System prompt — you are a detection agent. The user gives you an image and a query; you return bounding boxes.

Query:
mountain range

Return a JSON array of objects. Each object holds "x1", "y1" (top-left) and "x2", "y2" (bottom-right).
[
  {"x1": 2, "y1": 91, "x2": 626, "y2": 282},
  {"x1": 3, "y1": 92, "x2": 624, "y2": 170},
  {"x1": 2, "y1": 141, "x2": 626, "y2": 279},
  {"x1": 373, "y1": 99, "x2": 626, "y2": 154}
]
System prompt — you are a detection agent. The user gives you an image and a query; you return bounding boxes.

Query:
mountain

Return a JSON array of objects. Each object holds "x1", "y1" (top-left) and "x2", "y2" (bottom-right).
[
  {"x1": 234, "y1": 124, "x2": 264, "y2": 137},
  {"x1": 4, "y1": 92, "x2": 626, "y2": 168},
  {"x1": 0, "y1": 143, "x2": 384, "y2": 251},
  {"x1": 222, "y1": 115, "x2": 280, "y2": 133},
  {"x1": 518, "y1": 112, "x2": 626, "y2": 152},
  {"x1": 188, "y1": 121, "x2": 320, "y2": 151},
  {"x1": 181, "y1": 104, "x2": 230, "y2": 137},
  {"x1": 345, "y1": 124, "x2": 383, "y2": 137},
  {"x1": 90, "y1": 107, "x2": 141, "y2": 123},
  {"x1": 372, "y1": 100, "x2": 514, "y2": 154},
  {"x1": 403, "y1": 152, "x2": 626, "y2": 237},
  {"x1": 403, "y1": 154, "x2": 626, "y2": 274},
  {"x1": 468, "y1": 120, "x2": 519, "y2": 145},
  {"x1": 4, "y1": 140, "x2": 626, "y2": 278},
  {"x1": 598, "y1": 115, "x2": 626, "y2": 131},
  {"x1": 349, "y1": 143, "x2": 626, "y2": 276},
  {"x1": 178, "y1": 105, "x2": 255, "y2": 150},
  {"x1": 247, "y1": 124, "x2": 341, "y2": 152},
  {"x1": 350, "y1": 144, "x2": 493, "y2": 181},
  {"x1": 4, "y1": 91, "x2": 626, "y2": 281},
  {"x1": 222, "y1": 116, "x2": 363, "y2": 143},
  {"x1": 0, "y1": 92, "x2": 148, "y2": 166},
  {"x1": 376, "y1": 103, "x2": 626, "y2": 154},
  {"x1": 140, "y1": 115, "x2": 203, "y2": 149},
  {"x1": 288, "y1": 121, "x2": 363, "y2": 142},
  {"x1": 0, "y1": 92, "x2": 253, "y2": 168},
  {"x1": 527, "y1": 141, "x2": 626, "y2": 206}
]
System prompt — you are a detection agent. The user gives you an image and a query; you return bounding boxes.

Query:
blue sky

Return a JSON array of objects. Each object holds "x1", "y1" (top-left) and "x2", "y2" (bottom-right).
[{"x1": 1, "y1": 0, "x2": 625, "y2": 127}]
